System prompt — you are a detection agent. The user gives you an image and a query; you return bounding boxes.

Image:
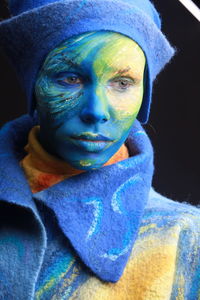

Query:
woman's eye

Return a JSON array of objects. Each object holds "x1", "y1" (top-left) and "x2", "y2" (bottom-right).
[
  {"x1": 110, "y1": 78, "x2": 134, "y2": 91},
  {"x1": 63, "y1": 76, "x2": 81, "y2": 84},
  {"x1": 57, "y1": 75, "x2": 82, "y2": 86},
  {"x1": 118, "y1": 80, "x2": 131, "y2": 89}
]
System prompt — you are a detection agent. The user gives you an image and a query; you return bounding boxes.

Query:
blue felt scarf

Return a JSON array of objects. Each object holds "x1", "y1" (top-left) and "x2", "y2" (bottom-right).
[
  {"x1": 33, "y1": 120, "x2": 154, "y2": 282},
  {"x1": 0, "y1": 115, "x2": 153, "y2": 287}
]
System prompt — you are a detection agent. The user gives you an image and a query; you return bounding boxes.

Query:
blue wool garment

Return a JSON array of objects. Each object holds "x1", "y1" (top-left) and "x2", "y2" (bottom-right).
[
  {"x1": 0, "y1": 0, "x2": 175, "y2": 123},
  {"x1": 33, "y1": 119, "x2": 154, "y2": 282},
  {"x1": 0, "y1": 115, "x2": 153, "y2": 289},
  {"x1": 0, "y1": 115, "x2": 200, "y2": 299},
  {"x1": 0, "y1": 116, "x2": 47, "y2": 299}
]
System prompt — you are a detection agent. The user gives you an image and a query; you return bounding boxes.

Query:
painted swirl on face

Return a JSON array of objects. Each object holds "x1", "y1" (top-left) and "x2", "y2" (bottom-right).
[
  {"x1": 35, "y1": 70, "x2": 84, "y2": 120},
  {"x1": 35, "y1": 32, "x2": 107, "y2": 122},
  {"x1": 35, "y1": 31, "x2": 146, "y2": 169}
]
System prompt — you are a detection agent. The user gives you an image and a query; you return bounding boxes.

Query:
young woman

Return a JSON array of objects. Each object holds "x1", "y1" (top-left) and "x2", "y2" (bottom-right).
[{"x1": 0, "y1": 0, "x2": 199, "y2": 299}]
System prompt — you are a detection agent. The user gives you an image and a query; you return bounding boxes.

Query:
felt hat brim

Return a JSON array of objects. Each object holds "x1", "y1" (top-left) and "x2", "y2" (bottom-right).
[{"x1": 0, "y1": 0, "x2": 175, "y2": 123}]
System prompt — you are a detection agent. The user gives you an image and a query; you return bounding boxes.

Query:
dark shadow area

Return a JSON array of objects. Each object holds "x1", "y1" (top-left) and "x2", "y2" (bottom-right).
[{"x1": 145, "y1": 0, "x2": 200, "y2": 205}]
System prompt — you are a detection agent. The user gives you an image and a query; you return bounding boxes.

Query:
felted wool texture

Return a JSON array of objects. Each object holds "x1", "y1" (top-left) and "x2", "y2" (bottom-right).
[
  {"x1": 0, "y1": 114, "x2": 154, "y2": 282},
  {"x1": 0, "y1": 115, "x2": 47, "y2": 300},
  {"x1": 0, "y1": 0, "x2": 175, "y2": 123},
  {"x1": 67, "y1": 191, "x2": 200, "y2": 300},
  {"x1": 33, "y1": 190, "x2": 200, "y2": 299},
  {"x1": 33, "y1": 119, "x2": 154, "y2": 282},
  {"x1": 0, "y1": 115, "x2": 200, "y2": 299},
  {"x1": 33, "y1": 200, "x2": 92, "y2": 299}
]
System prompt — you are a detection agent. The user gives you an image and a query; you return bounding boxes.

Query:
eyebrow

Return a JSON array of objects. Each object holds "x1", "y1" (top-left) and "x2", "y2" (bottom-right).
[
  {"x1": 114, "y1": 67, "x2": 131, "y2": 76},
  {"x1": 60, "y1": 54, "x2": 84, "y2": 71},
  {"x1": 59, "y1": 56, "x2": 133, "y2": 77}
]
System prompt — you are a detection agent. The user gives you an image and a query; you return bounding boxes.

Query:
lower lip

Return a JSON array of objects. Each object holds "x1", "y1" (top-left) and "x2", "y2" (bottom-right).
[{"x1": 68, "y1": 138, "x2": 112, "y2": 152}]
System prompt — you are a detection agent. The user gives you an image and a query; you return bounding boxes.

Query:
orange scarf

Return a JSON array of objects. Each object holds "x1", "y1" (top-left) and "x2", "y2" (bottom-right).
[{"x1": 20, "y1": 126, "x2": 129, "y2": 193}]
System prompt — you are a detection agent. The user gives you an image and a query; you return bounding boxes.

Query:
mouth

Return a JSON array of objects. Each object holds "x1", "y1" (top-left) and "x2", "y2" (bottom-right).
[
  {"x1": 70, "y1": 133, "x2": 113, "y2": 142},
  {"x1": 68, "y1": 133, "x2": 114, "y2": 152}
]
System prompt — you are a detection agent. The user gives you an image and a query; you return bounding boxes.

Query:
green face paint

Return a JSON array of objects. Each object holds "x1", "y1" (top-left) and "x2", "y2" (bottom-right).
[{"x1": 35, "y1": 31, "x2": 146, "y2": 170}]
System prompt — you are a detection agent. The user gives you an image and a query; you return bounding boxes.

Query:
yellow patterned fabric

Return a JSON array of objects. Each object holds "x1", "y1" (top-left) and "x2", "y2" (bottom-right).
[
  {"x1": 71, "y1": 197, "x2": 200, "y2": 300},
  {"x1": 33, "y1": 190, "x2": 200, "y2": 300}
]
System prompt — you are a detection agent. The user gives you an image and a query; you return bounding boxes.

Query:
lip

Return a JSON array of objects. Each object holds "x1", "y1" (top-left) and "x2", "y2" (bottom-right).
[
  {"x1": 70, "y1": 133, "x2": 113, "y2": 142},
  {"x1": 68, "y1": 133, "x2": 114, "y2": 152}
]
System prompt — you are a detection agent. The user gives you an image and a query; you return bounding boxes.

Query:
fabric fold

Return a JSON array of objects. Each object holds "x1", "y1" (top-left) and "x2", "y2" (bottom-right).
[
  {"x1": 0, "y1": 115, "x2": 47, "y2": 299},
  {"x1": 33, "y1": 120, "x2": 154, "y2": 282}
]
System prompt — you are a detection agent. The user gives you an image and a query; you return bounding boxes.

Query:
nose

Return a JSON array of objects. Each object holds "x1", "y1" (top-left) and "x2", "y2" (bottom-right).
[{"x1": 80, "y1": 89, "x2": 110, "y2": 124}]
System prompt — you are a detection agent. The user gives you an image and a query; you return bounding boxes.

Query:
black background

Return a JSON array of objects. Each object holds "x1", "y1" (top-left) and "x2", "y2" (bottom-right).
[{"x1": 0, "y1": 0, "x2": 200, "y2": 205}]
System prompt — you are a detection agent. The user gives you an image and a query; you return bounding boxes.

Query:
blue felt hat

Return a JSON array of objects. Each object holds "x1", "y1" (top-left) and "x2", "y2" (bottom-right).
[{"x1": 0, "y1": 0, "x2": 175, "y2": 123}]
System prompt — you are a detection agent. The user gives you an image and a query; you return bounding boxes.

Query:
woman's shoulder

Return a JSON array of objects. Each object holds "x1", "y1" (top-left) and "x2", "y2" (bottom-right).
[
  {"x1": 127, "y1": 190, "x2": 200, "y2": 299},
  {"x1": 148, "y1": 188, "x2": 200, "y2": 214},
  {"x1": 144, "y1": 188, "x2": 200, "y2": 231}
]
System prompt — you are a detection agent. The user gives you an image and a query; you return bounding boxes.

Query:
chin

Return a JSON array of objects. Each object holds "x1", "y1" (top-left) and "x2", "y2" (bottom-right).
[
  {"x1": 57, "y1": 143, "x2": 122, "y2": 170},
  {"x1": 76, "y1": 164, "x2": 103, "y2": 171},
  {"x1": 64, "y1": 151, "x2": 112, "y2": 170},
  {"x1": 68, "y1": 159, "x2": 105, "y2": 171}
]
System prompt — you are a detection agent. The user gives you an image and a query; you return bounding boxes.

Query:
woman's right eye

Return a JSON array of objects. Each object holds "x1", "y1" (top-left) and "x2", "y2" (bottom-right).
[
  {"x1": 61, "y1": 76, "x2": 82, "y2": 85},
  {"x1": 56, "y1": 74, "x2": 82, "y2": 86}
]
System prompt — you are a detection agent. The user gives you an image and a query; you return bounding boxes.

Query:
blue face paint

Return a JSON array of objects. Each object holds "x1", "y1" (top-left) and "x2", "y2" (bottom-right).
[{"x1": 35, "y1": 31, "x2": 146, "y2": 170}]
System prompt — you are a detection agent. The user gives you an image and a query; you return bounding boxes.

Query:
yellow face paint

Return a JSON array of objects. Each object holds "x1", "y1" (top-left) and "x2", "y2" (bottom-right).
[{"x1": 93, "y1": 34, "x2": 145, "y2": 119}]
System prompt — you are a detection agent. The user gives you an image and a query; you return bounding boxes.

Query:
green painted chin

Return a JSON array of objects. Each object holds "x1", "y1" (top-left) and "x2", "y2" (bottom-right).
[{"x1": 76, "y1": 159, "x2": 104, "y2": 170}]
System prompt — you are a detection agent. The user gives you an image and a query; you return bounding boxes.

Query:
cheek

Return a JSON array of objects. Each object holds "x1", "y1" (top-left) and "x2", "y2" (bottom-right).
[{"x1": 107, "y1": 86, "x2": 143, "y2": 120}]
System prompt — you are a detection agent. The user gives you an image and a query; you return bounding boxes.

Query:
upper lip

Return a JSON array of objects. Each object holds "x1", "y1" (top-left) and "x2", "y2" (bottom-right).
[{"x1": 70, "y1": 133, "x2": 113, "y2": 142}]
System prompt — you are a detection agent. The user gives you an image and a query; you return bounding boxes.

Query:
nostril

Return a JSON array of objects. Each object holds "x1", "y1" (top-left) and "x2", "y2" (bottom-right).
[
  {"x1": 101, "y1": 117, "x2": 108, "y2": 123},
  {"x1": 80, "y1": 108, "x2": 110, "y2": 124},
  {"x1": 85, "y1": 116, "x2": 94, "y2": 123},
  {"x1": 82, "y1": 115, "x2": 108, "y2": 124},
  {"x1": 81, "y1": 113, "x2": 96, "y2": 124}
]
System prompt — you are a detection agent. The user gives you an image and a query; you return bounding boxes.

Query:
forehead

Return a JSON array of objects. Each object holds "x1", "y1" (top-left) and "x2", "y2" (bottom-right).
[{"x1": 43, "y1": 31, "x2": 146, "y2": 76}]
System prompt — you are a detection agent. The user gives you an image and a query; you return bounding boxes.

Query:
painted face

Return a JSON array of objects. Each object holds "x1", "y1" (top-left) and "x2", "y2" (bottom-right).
[{"x1": 35, "y1": 31, "x2": 146, "y2": 170}]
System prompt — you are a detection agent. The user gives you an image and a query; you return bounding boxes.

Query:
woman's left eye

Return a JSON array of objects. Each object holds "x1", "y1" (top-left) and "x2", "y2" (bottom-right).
[
  {"x1": 109, "y1": 78, "x2": 134, "y2": 91},
  {"x1": 117, "y1": 80, "x2": 131, "y2": 89}
]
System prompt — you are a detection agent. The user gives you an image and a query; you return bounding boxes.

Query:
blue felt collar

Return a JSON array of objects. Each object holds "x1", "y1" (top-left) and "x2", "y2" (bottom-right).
[{"x1": 0, "y1": 115, "x2": 154, "y2": 282}]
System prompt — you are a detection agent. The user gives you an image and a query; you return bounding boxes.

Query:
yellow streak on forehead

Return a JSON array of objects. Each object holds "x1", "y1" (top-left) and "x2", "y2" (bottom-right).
[{"x1": 93, "y1": 36, "x2": 146, "y2": 79}]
